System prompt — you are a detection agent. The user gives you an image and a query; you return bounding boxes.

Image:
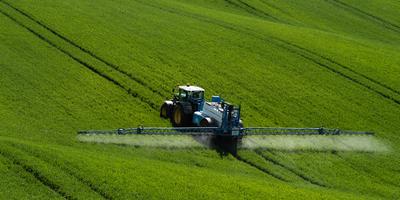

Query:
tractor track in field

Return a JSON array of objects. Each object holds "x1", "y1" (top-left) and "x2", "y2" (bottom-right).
[
  {"x1": 254, "y1": 150, "x2": 327, "y2": 187},
  {"x1": 325, "y1": 0, "x2": 400, "y2": 34},
  {"x1": 145, "y1": 0, "x2": 400, "y2": 100},
  {"x1": 5, "y1": 0, "x2": 400, "y2": 109},
  {"x1": 0, "y1": 154, "x2": 65, "y2": 198},
  {"x1": 10, "y1": 143, "x2": 113, "y2": 200},
  {"x1": 136, "y1": 0, "x2": 400, "y2": 107},
  {"x1": 0, "y1": 0, "x2": 164, "y2": 98},
  {"x1": 269, "y1": 38, "x2": 400, "y2": 105},
  {"x1": 332, "y1": 136, "x2": 400, "y2": 188},
  {"x1": 337, "y1": 155, "x2": 400, "y2": 189},
  {"x1": 0, "y1": 7, "x2": 156, "y2": 110},
  {"x1": 223, "y1": 0, "x2": 281, "y2": 22},
  {"x1": 334, "y1": 152, "x2": 400, "y2": 189},
  {"x1": 0, "y1": 0, "x2": 162, "y2": 110},
  {"x1": 246, "y1": 24, "x2": 400, "y2": 105},
  {"x1": 0, "y1": 145, "x2": 74, "y2": 200},
  {"x1": 258, "y1": 0, "x2": 294, "y2": 19},
  {"x1": 4, "y1": 0, "x2": 400, "y2": 108},
  {"x1": 279, "y1": 39, "x2": 400, "y2": 97},
  {"x1": 233, "y1": 154, "x2": 288, "y2": 182},
  {"x1": 0, "y1": 154, "x2": 67, "y2": 199}
]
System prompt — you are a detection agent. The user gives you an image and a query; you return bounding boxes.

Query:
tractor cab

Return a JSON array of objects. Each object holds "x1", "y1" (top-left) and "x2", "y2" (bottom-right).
[{"x1": 174, "y1": 85, "x2": 205, "y2": 104}]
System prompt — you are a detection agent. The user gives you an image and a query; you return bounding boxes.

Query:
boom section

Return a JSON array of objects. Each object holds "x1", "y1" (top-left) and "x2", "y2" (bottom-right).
[
  {"x1": 78, "y1": 127, "x2": 218, "y2": 135},
  {"x1": 78, "y1": 127, "x2": 373, "y2": 136},
  {"x1": 243, "y1": 127, "x2": 374, "y2": 135}
]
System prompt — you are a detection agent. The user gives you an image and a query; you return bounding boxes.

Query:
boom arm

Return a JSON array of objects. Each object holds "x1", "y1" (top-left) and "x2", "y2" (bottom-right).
[{"x1": 78, "y1": 126, "x2": 373, "y2": 136}]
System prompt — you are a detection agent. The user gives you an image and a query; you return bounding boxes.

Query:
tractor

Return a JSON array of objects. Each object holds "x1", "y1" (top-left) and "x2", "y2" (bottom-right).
[
  {"x1": 160, "y1": 85, "x2": 244, "y2": 153},
  {"x1": 160, "y1": 85, "x2": 242, "y2": 129}
]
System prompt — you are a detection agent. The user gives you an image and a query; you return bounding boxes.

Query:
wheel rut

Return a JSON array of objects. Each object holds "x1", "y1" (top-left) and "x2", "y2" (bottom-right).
[
  {"x1": 0, "y1": 145, "x2": 74, "y2": 200},
  {"x1": 223, "y1": 0, "x2": 281, "y2": 22},
  {"x1": 10, "y1": 143, "x2": 113, "y2": 200},
  {"x1": 0, "y1": 0, "x2": 162, "y2": 110},
  {"x1": 335, "y1": 153, "x2": 400, "y2": 189},
  {"x1": 269, "y1": 37, "x2": 400, "y2": 105},
  {"x1": 254, "y1": 150, "x2": 327, "y2": 187},
  {"x1": 325, "y1": 0, "x2": 400, "y2": 34},
  {"x1": 136, "y1": 0, "x2": 400, "y2": 106},
  {"x1": 2, "y1": 0, "x2": 399, "y2": 108},
  {"x1": 233, "y1": 154, "x2": 288, "y2": 182},
  {"x1": 1, "y1": 0, "x2": 164, "y2": 97}
]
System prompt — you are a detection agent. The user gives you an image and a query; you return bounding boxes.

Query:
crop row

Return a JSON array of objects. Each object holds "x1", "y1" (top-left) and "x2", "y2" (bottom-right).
[
  {"x1": 0, "y1": 9, "x2": 167, "y2": 144},
  {"x1": 142, "y1": 0, "x2": 400, "y2": 105},
  {"x1": 252, "y1": 149, "x2": 400, "y2": 199},
  {"x1": 0, "y1": 140, "x2": 106, "y2": 199},
  {"x1": 0, "y1": 137, "x2": 371, "y2": 200},
  {"x1": 0, "y1": 0, "x2": 168, "y2": 111}
]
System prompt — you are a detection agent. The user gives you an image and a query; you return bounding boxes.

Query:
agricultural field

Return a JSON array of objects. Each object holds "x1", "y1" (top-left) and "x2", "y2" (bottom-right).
[{"x1": 0, "y1": 0, "x2": 399, "y2": 199}]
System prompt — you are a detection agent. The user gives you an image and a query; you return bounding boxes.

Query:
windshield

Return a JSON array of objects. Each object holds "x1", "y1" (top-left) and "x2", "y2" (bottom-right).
[
  {"x1": 192, "y1": 91, "x2": 204, "y2": 99},
  {"x1": 178, "y1": 89, "x2": 204, "y2": 100}
]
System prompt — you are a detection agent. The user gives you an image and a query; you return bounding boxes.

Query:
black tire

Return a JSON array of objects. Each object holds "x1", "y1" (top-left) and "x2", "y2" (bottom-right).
[
  {"x1": 200, "y1": 118, "x2": 211, "y2": 127},
  {"x1": 160, "y1": 103, "x2": 169, "y2": 118},
  {"x1": 171, "y1": 105, "x2": 184, "y2": 126},
  {"x1": 171, "y1": 104, "x2": 192, "y2": 127}
]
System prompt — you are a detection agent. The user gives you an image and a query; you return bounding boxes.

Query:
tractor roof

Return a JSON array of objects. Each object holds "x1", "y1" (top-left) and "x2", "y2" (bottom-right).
[{"x1": 179, "y1": 85, "x2": 205, "y2": 92}]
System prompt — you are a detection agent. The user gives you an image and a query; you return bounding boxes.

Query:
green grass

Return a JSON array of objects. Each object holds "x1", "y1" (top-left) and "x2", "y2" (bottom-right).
[{"x1": 0, "y1": 0, "x2": 399, "y2": 199}]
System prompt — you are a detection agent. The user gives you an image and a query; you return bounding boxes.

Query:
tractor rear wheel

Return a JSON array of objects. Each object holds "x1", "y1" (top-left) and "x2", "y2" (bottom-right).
[
  {"x1": 172, "y1": 105, "x2": 184, "y2": 126},
  {"x1": 171, "y1": 104, "x2": 192, "y2": 127}
]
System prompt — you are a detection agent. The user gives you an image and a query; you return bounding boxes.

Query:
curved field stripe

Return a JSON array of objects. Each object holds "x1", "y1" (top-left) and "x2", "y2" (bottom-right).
[
  {"x1": 254, "y1": 150, "x2": 326, "y2": 187},
  {"x1": 298, "y1": 45, "x2": 400, "y2": 96},
  {"x1": 233, "y1": 154, "x2": 288, "y2": 181},
  {"x1": 135, "y1": 0, "x2": 400, "y2": 106},
  {"x1": 0, "y1": 8, "x2": 155, "y2": 110},
  {"x1": 268, "y1": 37, "x2": 400, "y2": 104},
  {"x1": 0, "y1": 0, "x2": 166, "y2": 98},
  {"x1": 335, "y1": 154, "x2": 400, "y2": 188},
  {"x1": 325, "y1": 0, "x2": 400, "y2": 34},
  {"x1": 0, "y1": 153, "x2": 65, "y2": 199},
  {"x1": 0, "y1": 1, "x2": 163, "y2": 110},
  {"x1": 258, "y1": 0, "x2": 295, "y2": 18},
  {"x1": 0, "y1": 142, "x2": 106, "y2": 199},
  {"x1": 223, "y1": 0, "x2": 282, "y2": 22},
  {"x1": 9, "y1": 142, "x2": 113, "y2": 200}
]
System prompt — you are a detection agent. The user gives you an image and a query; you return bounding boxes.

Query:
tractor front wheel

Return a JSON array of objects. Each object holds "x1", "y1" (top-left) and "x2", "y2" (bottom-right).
[
  {"x1": 160, "y1": 103, "x2": 169, "y2": 118},
  {"x1": 200, "y1": 118, "x2": 212, "y2": 127}
]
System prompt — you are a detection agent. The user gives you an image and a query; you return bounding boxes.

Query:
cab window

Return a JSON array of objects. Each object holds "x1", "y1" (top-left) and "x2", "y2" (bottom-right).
[
  {"x1": 179, "y1": 89, "x2": 188, "y2": 100},
  {"x1": 192, "y1": 91, "x2": 204, "y2": 99}
]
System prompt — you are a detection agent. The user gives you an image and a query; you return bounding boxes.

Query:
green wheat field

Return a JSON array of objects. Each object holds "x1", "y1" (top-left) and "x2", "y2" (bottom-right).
[{"x1": 0, "y1": 0, "x2": 399, "y2": 199}]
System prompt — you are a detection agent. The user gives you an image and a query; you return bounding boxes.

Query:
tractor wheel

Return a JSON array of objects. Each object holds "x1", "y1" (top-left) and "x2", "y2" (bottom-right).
[
  {"x1": 172, "y1": 105, "x2": 184, "y2": 126},
  {"x1": 160, "y1": 103, "x2": 169, "y2": 118},
  {"x1": 171, "y1": 104, "x2": 192, "y2": 127},
  {"x1": 200, "y1": 118, "x2": 212, "y2": 127}
]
